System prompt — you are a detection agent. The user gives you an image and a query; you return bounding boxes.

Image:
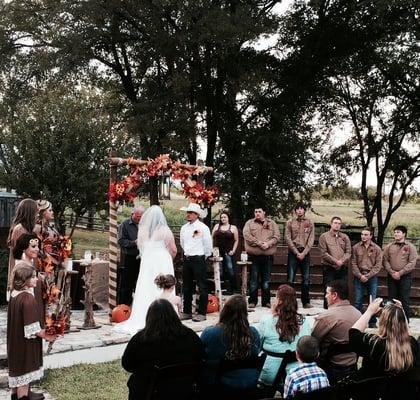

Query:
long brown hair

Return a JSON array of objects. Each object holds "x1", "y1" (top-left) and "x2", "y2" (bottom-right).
[
  {"x1": 7, "y1": 199, "x2": 38, "y2": 246},
  {"x1": 375, "y1": 304, "x2": 414, "y2": 372},
  {"x1": 218, "y1": 295, "x2": 253, "y2": 360},
  {"x1": 273, "y1": 284, "x2": 303, "y2": 343}
]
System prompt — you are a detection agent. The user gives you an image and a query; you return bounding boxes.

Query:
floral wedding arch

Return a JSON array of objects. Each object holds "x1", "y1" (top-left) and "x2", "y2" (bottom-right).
[{"x1": 107, "y1": 153, "x2": 219, "y2": 309}]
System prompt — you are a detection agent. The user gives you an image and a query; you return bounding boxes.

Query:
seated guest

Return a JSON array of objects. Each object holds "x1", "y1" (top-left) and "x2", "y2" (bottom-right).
[
  {"x1": 258, "y1": 285, "x2": 311, "y2": 388},
  {"x1": 200, "y1": 294, "x2": 261, "y2": 395},
  {"x1": 312, "y1": 280, "x2": 361, "y2": 383},
  {"x1": 122, "y1": 299, "x2": 204, "y2": 400},
  {"x1": 284, "y1": 336, "x2": 329, "y2": 399},
  {"x1": 349, "y1": 297, "x2": 418, "y2": 378},
  {"x1": 350, "y1": 298, "x2": 419, "y2": 399}
]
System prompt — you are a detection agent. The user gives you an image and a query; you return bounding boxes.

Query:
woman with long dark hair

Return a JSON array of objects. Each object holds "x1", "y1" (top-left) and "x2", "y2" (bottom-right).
[
  {"x1": 258, "y1": 284, "x2": 311, "y2": 386},
  {"x1": 200, "y1": 294, "x2": 261, "y2": 391},
  {"x1": 7, "y1": 199, "x2": 38, "y2": 296},
  {"x1": 212, "y1": 211, "x2": 239, "y2": 293},
  {"x1": 122, "y1": 299, "x2": 204, "y2": 400}
]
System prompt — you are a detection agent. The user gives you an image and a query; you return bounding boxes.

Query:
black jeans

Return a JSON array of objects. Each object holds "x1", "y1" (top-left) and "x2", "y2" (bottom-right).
[
  {"x1": 387, "y1": 273, "x2": 412, "y2": 321},
  {"x1": 117, "y1": 254, "x2": 140, "y2": 306},
  {"x1": 323, "y1": 265, "x2": 347, "y2": 309},
  {"x1": 182, "y1": 255, "x2": 208, "y2": 315}
]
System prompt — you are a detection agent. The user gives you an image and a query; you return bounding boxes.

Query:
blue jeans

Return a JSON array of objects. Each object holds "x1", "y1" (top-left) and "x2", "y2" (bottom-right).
[
  {"x1": 222, "y1": 254, "x2": 237, "y2": 291},
  {"x1": 354, "y1": 276, "x2": 378, "y2": 324},
  {"x1": 387, "y1": 273, "x2": 412, "y2": 322},
  {"x1": 249, "y1": 255, "x2": 272, "y2": 306},
  {"x1": 287, "y1": 251, "x2": 311, "y2": 305}
]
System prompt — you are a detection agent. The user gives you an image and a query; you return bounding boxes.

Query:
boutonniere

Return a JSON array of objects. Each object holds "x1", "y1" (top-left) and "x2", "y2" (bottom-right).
[
  {"x1": 303, "y1": 222, "x2": 310, "y2": 229},
  {"x1": 262, "y1": 221, "x2": 269, "y2": 229},
  {"x1": 403, "y1": 245, "x2": 410, "y2": 253},
  {"x1": 193, "y1": 229, "x2": 202, "y2": 238},
  {"x1": 368, "y1": 251, "x2": 373, "y2": 257}
]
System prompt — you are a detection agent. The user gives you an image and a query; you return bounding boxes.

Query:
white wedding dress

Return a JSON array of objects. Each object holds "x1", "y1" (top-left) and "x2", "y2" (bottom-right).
[{"x1": 113, "y1": 211, "x2": 175, "y2": 336}]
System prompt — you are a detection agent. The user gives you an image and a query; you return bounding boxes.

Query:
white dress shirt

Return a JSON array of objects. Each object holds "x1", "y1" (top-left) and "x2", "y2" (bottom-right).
[{"x1": 180, "y1": 220, "x2": 212, "y2": 257}]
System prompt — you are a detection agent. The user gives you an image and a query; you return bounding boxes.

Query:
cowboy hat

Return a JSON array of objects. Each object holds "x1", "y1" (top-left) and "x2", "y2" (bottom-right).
[{"x1": 180, "y1": 203, "x2": 208, "y2": 219}]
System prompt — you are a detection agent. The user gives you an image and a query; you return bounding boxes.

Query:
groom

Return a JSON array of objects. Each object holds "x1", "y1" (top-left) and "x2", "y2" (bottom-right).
[{"x1": 180, "y1": 203, "x2": 212, "y2": 322}]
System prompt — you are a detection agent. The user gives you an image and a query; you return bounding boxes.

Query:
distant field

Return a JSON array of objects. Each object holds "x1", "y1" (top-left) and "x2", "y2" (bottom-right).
[
  {"x1": 309, "y1": 200, "x2": 420, "y2": 237},
  {"x1": 70, "y1": 198, "x2": 420, "y2": 258}
]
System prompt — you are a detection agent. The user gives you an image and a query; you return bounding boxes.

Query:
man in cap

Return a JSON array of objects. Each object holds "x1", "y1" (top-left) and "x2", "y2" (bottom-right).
[{"x1": 179, "y1": 203, "x2": 212, "y2": 322}]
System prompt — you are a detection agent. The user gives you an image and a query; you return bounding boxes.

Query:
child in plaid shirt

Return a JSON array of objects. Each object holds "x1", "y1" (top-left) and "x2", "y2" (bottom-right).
[{"x1": 284, "y1": 336, "x2": 329, "y2": 398}]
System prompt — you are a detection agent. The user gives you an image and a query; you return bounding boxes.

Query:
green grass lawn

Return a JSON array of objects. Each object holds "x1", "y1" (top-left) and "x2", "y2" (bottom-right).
[{"x1": 41, "y1": 361, "x2": 129, "y2": 400}]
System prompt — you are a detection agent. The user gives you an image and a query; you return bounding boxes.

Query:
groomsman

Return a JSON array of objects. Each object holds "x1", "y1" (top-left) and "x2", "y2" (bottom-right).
[
  {"x1": 319, "y1": 216, "x2": 351, "y2": 309},
  {"x1": 243, "y1": 206, "x2": 280, "y2": 308},
  {"x1": 383, "y1": 225, "x2": 418, "y2": 322},
  {"x1": 351, "y1": 227, "x2": 382, "y2": 328},
  {"x1": 285, "y1": 203, "x2": 315, "y2": 308},
  {"x1": 180, "y1": 203, "x2": 212, "y2": 322}
]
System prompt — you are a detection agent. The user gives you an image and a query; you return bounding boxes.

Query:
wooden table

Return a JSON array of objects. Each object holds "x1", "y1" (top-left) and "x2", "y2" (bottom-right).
[{"x1": 237, "y1": 261, "x2": 253, "y2": 296}]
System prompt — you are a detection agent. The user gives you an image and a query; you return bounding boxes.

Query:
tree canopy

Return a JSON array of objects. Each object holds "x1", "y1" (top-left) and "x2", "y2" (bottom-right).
[{"x1": 0, "y1": 0, "x2": 418, "y2": 230}]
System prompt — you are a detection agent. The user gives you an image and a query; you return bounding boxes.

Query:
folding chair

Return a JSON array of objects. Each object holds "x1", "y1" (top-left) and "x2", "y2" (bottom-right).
[{"x1": 144, "y1": 361, "x2": 202, "y2": 400}]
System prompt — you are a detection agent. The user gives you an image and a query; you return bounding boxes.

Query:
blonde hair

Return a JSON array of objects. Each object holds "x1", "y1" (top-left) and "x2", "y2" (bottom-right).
[{"x1": 375, "y1": 304, "x2": 414, "y2": 372}]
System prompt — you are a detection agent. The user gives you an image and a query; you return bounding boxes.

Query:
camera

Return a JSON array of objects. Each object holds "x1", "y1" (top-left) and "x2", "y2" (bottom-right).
[{"x1": 380, "y1": 299, "x2": 396, "y2": 308}]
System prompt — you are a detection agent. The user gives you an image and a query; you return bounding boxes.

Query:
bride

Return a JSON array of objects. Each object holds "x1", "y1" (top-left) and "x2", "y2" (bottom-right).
[{"x1": 114, "y1": 205, "x2": 177, "y2": 335}]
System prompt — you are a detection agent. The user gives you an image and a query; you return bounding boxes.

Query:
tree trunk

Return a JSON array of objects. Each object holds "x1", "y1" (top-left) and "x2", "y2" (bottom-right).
[{"x1": 149, "y1": 176, "x2": 160, "y2": 205}]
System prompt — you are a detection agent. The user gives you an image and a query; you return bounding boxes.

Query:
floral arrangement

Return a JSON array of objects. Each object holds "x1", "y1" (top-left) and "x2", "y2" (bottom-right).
[
  {"x1": 181, "y1": 180, "x2": 219, "y2": 208},
  {"x1": 108, "y1": 154, "x2": 219, "y2": 208},
  {"x1": 36, "y1": 232, "x2": 72, "y2": 353},
  {"x1": 108, "y1": 176, "x2": 141, "y2": 204}
]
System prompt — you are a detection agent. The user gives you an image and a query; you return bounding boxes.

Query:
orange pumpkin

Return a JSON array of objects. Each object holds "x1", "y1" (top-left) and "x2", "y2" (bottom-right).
[
  {"x1": 111, "y1": 304, "x2": 131, "y2": 322},
  {"x1": 207, "y1": 294, "x2": 219, "y2": 313}
]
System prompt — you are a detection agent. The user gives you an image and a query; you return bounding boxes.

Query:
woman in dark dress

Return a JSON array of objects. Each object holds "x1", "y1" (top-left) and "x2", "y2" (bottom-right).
[
  {"x1": 122, "y1": 298, "x2": 204, "y2": 400},
  {"x1": 212, "y1": 212, "x2": 239, "y2": 293},
  {"x1": 349, "y1": 297, "x2": 419, "y2": 398},
  {"x1": 7, "y1": 263, "x2": 56, "y2": 400}
]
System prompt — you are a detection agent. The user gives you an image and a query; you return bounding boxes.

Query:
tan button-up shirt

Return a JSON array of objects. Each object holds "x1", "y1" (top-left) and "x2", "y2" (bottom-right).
[
  {"x1": 312, "y1": 300, "x2": 361, "y2": 366},
  {"x1": 285, "y1": 217, "x2": 315, "y2": 257},
  {"x1": 319, "y1": 231, "x2": 351, "y2": 268},
  {"x1": 351, "y1": 241, "x2": 383, "y2": 279},
  {"x1": 383, "y1": 240, "x2": 418, "y2": 276},
  {"x1": 243, "y1": 218, "x2": 280, "y2": 256}
]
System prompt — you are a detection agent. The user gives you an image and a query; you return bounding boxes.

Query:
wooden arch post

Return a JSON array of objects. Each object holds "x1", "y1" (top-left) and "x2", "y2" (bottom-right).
[{"x1": 108, "y1": 151, "x2": 119, "y2": 312}]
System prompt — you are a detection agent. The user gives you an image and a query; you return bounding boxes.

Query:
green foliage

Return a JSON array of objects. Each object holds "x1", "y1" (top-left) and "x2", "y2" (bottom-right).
[
  {"x1": 0, "y1": 82, "x2": 123, "y2": 229},
  {"x1": 41, "y1": 361, "x2": 129, "y2": 400}
]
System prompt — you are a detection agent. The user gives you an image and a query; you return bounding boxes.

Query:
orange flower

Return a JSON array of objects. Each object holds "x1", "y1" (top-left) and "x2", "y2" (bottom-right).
[{"x1": 48, "y1": 285, "x2": 61, "y2": 303}]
